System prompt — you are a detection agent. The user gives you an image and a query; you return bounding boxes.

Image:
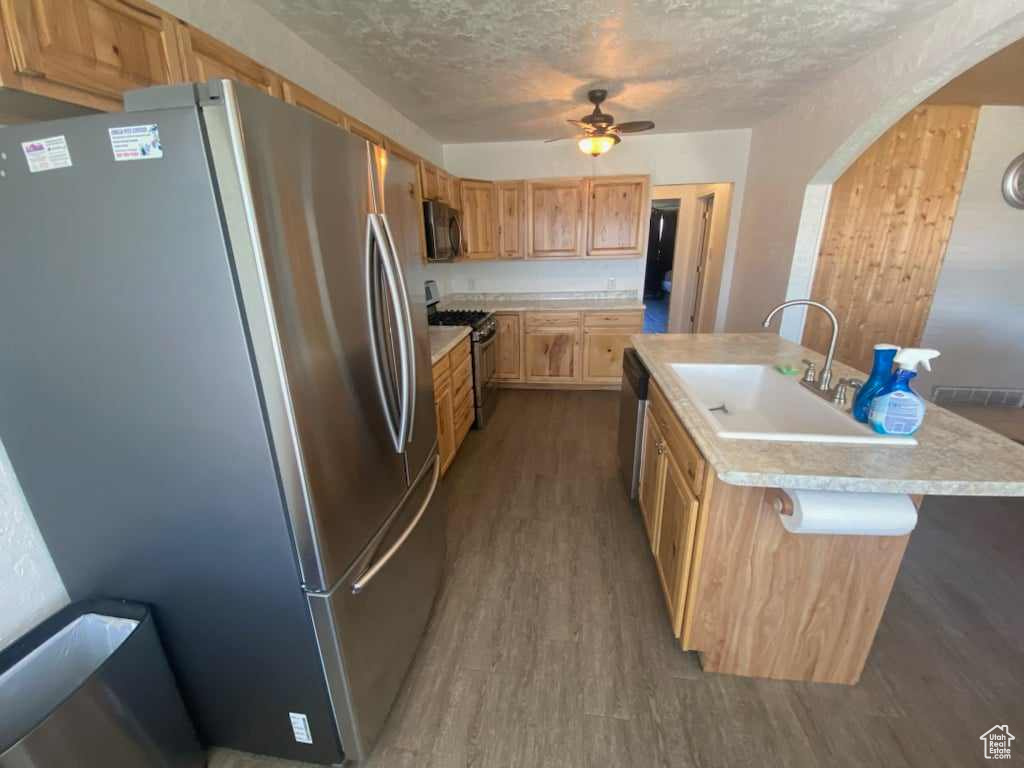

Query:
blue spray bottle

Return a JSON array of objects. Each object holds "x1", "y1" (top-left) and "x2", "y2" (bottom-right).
[
  {"x1": 868, "y1": 348, "x2": 940, "y2": 436},
  {"x1": 852, "y1": 343, "x2": 900, "y2": 423}
]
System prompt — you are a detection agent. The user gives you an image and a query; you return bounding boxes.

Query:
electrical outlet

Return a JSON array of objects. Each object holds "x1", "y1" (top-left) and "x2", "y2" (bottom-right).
[{"x1": 606, "y1": 277, "x2": 616, "y2": 290}]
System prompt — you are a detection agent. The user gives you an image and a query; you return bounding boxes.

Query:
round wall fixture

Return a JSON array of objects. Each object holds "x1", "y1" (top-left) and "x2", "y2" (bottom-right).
[{"x1": 1002, "y1": 152, "x2": 1024, "y2": 209}]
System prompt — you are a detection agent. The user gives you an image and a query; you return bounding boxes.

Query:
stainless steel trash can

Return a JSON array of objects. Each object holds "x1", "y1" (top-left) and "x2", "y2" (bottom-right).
[{"x1": 0, "y1": 599, "x2": 203, "y2": 767}]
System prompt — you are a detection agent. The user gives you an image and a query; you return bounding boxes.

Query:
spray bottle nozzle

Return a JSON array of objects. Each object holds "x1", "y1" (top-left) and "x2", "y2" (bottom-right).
[{"x1": 893, "y1": 348, "x2": 940, "y2": 373}]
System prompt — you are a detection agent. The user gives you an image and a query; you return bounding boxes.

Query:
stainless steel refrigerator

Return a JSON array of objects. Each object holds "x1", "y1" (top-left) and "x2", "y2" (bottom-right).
[{"x1": 0, "y1": 80, "x2": 445, "y2": 764}]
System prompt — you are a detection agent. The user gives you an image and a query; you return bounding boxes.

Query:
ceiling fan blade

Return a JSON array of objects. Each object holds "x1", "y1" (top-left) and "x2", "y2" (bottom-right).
[
  {"x1": 566, "y1": 119, "x2": 592, "y2": 128},
  {"x1": 614, "y1": 120, "x2": 655, "y2": 133},
  {"x1": 544, "y1": 135, "x2": 577, "y2": 143}
]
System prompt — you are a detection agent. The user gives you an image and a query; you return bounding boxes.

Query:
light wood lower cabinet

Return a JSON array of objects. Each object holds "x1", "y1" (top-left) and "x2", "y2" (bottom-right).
[
  {"x1": 638, "y1": 410, "x2": 666, "y2": 551},
  {"x1": 432, "y1": 336, "x2": 473, "y2": 475},
  {"x1": 524, "y1": 312, "x2": 580, "y2": 384},
  {"x1": 494, "y1": 312, "x2": 523, "y2": 381}
]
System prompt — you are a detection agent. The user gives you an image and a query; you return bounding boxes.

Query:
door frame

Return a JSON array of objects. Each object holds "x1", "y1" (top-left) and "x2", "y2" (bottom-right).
[{"x1": 649, "y1": 184, "x2": 733, "y2": 333}]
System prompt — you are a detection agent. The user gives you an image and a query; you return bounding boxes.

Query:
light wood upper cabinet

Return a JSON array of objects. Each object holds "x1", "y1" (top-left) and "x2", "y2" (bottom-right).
[
  {"x1": 436, "y1": 169, "x2": 451, "y2": 205},
  {"x1": 281, "y1": 80, "x2": 344, "y2": 126},
  {"x1": 347, "y1": 116, "x2": 383, "y2": 146},
  {"x1": 0, "y1": 0, "x2": 184, "y2": 109},
  {"x1": 449, "y1": 177, "x2": 462, "y2": 211},
  {"x1": 177, "y1": 24, "x2": 281, "y2": 97},
  {"x1": 460, "y1": 179, "x2": 498, "y2": 260},
  {"x1": 587, "y1": 176, "x2": 649, "y2": 258},
  {"x1": 497, "y1": 181, "x2": 525, "y2": 260},
  {"x1": 526, "y1": 178, "x2": 587, "y2": 258},
  {"x1": 420, "y1": 161, "x2": 440, "y2": 200},
  {"x1": 494, "y1": 312, "x2": 523, "y2": 381}
]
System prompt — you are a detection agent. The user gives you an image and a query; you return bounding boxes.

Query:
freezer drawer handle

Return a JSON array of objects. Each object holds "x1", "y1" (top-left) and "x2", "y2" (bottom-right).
[{"x1": 351, "y1": 454, "x2": 440, "y2": 594}]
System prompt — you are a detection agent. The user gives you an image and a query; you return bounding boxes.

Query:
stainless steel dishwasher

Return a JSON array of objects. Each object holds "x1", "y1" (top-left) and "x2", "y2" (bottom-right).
[{"x1": 618, "y1": 348, "x2": 650, "y2": 500}]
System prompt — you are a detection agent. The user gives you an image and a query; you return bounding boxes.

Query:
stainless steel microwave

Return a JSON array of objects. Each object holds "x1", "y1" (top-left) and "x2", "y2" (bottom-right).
[{"x1": 423, "y1": 200, "x2": 462, "y2": 262}]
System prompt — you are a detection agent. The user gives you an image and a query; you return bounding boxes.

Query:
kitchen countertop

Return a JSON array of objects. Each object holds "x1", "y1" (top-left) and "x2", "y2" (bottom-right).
[
  {"x1": 632, "y1": 333, "x2": 1024, "y2": 496},
  {"x1": 440, "y1": 291, "x2": 644, "y2": 313},
  {"x1": 429, "y1": 325, "x2": 471, "y2": 365}
]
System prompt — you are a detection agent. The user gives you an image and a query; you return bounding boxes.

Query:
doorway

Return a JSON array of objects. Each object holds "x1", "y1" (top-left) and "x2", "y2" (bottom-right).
[
  {"x1": 642, "y1": 200, "x2": 678, "y2": 332},
  {"x1": 645, "y1": 183, "x2": 733, "y2": 334}
]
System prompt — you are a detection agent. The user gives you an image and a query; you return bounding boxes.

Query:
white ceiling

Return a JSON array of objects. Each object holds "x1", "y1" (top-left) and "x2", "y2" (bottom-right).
[{"x1": 253, "y1": 0, "x2": 959, "y2": 143}]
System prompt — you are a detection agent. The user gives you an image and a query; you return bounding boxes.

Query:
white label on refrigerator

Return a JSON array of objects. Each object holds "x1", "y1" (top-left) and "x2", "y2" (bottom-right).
[
  {"x1": 108, "y1": 124, "x2": 163, "y2": 161},
  {"x1": 289, "y1": 712, "x2": 313, "y2": 744},
  {"x1": 21, "y1": 135, "x2": 72, "y2": 173}
]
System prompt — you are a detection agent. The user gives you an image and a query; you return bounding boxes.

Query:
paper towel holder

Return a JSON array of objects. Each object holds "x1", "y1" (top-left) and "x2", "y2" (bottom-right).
[{"x1": 766, "y1": 488, "x2": 794, "y2": 517}]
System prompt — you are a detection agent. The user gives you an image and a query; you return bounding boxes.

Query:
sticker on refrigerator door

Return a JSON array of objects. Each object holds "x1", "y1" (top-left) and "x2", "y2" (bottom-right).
[
  {"x1": 108, "y1": 124, "x2": 163, "y2": 161},
  {"x1": 21, "y1": 136, "x2": 72, "y2": 173},
  {"x1": 289, "y1": 712, "x2": 313, "y2": 744}
]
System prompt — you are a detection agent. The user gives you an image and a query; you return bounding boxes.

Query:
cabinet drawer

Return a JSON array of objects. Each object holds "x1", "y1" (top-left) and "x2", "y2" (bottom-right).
[
  {"x1": 450, "y1": 336, "x2": 471, "y2": 367},
  {"x1": 650, "y1": 381, "x2": 705, "y2": 495},
  {"x1": 432, "y1": 355, "x2": 450, "y2": 385},
  {"x1": 583, "y1": 310, "x2": 644, "y2": 329},
  {"x1": 452, "y1": 355, "x2": 472, "y2": 405},
  {"x1": 525, "y1": 311, "x2": 580, "y2": 330}
]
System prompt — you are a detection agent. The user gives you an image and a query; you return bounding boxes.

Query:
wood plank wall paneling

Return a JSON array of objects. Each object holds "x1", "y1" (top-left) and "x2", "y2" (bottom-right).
[{"x1": 803, "y1": 105, "x2": 979, "y2": 373}]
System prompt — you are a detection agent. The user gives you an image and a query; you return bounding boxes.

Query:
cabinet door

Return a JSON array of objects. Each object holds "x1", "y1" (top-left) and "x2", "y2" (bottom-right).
[
  {"x1": 587, "y1": 176, "x2": 649, "y2": 257},
  {"x1": 497, "y1": 181, "x2": 525, "y2": 259},
  {"x1": 435, "y1": 379, "x2": 455, "y2": 475},
  {"x1": 583, "y1": 330, "x2": 633, "y2": 384},
  {"x1": 656, "y1": 450, "x2": 700, "y2": 637},
  {"x1": 460, "y1": 179, "x2": 498, "y2": 260},
  {"x1": 177, "y1": 24, "x2": 281, "y2": 97},
  {"x1": 436, "y1": 169, "x2": 450, "y2": 205},
  {"x1": 638, "y1": 410, "x2": 665, "y2": 552},
  {"x1": 420, "y1": 162, "x2": 440, "y2": 200},
  {"x1": 1, "y1": 0, "x2": 183, "y2": 107},
  {"x1": 527, "y1": 179, "x2": 587, "y2": 258},
  {"x1": 282, "y1": 80, "x2": 344, "y2": 126},
  {"x1": 525, "y1": 329, "x2": 579, "y2": 383},
  {"x1": 494, "y1": 312, "x2": 522, "y2": 381}
]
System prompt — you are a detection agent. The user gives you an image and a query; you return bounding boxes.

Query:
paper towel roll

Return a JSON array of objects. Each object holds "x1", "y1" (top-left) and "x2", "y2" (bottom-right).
[{"x1": 777, "y1": 489, "x2": 917, "y2": 536}]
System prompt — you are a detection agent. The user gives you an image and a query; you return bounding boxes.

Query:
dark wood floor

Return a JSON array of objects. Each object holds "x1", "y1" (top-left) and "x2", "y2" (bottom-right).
[{"x1": 214, "y1": 389, "x2": 1024, "y2": 768}]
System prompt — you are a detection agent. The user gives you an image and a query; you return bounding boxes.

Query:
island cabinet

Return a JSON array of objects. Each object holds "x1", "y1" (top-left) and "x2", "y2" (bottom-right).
[
  {"x1": 432, "y1": 336, "x2": 473, "y2": 474},
  {"x1": 0, "y1": 0, "x2": 185, "y2": 110},
  {"x1": 493, "y1": 312, "x2": 523, "y2": 382},
  {"x1": 640, "y1": 377, "x2": 914, "y2": 685}
]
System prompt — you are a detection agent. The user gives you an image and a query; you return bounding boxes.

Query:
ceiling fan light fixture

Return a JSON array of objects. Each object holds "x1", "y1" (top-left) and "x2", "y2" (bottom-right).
[{"x1": 578, "y1": 134, "x2": 616, "y2": 157}]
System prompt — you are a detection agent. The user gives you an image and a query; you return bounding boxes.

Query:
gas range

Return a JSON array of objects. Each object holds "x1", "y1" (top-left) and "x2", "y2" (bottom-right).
[{"x1": 427, "y1": 308, "x2": 496, "y2": 342}]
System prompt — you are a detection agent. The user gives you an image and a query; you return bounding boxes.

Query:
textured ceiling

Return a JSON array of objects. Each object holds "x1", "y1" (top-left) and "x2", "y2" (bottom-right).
[{"x1": 253, "y1": 0, "x2": 960, "y2": 142}]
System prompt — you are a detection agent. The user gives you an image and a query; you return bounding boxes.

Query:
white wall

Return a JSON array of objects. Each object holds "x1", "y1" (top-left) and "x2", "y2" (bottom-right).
[
  {"x1": 439, "y1": 129, "x2": 751, "y2": 322},
  {"x1": 153, "y1": 0, "x2": 443, "y2": 164},
  {"x1": 729, "y1": 0, "x2": 1024, "y2": 339},
  {"x1": 919, "y1": 106, "x2": 1024, "y2": 394},
  {"x1": 0, "y1": 438, "x2": 67, "y2": 650}
]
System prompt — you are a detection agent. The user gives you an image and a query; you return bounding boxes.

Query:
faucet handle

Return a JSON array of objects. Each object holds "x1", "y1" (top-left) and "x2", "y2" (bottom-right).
[{"x1": 801, "y1": 359, "x2": 817, "y2": 384}]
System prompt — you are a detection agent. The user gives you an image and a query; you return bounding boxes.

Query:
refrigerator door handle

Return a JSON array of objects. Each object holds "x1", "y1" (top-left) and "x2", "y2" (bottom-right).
[
  {"x1": 351, "y1": 453, "x2": 440, "y2": 594},
  {"x1": 365, "y1": 213, "x2": 406, "y2": 453},
  {"x1": 379, "y1": 212, "x2": 416, "y2": 448}
]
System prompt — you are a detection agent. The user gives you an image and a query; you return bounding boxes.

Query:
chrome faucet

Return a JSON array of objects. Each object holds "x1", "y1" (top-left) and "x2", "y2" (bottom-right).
[{"x1": 762, "y1": 300, "x2": 840, "y2": 394}]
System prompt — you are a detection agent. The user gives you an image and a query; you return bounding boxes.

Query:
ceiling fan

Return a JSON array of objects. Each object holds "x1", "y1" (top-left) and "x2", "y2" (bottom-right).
[{"x1": 547, "y1": 89, "x2": 655, "y2": 157}]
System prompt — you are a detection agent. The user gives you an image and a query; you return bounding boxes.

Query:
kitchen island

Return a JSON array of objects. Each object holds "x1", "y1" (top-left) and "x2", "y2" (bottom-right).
[{"x1": 630, "y1": 333, "x2": 1024, "y2": 685}]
